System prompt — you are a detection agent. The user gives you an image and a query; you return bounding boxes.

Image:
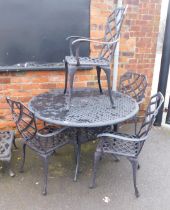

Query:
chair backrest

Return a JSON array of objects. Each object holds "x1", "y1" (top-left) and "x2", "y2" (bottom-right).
[
  {"x1": 99, "y1": 6, "x2": 127, "y2": 62},
  {"x1": 6, "y1": 97, "x2": 37, "y2": 141},
  {"x1": 118, "y1": 72, "x2": 147, "y2": 104},
  {"x1": 137, "y1": 92, "x2": 164, "y2": 139}
]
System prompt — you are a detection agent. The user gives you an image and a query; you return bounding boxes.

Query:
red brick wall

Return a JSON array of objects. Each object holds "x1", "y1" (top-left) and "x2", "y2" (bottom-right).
[
  {"x1": 90, "y1": 0, "x2": 162, "y2": 109},
  {"x1": 0, "y1": 0, "x2": 161, "y2": 130},
  {"x1": 120, "y1": 0, "x2": 161, "y2": 103}
]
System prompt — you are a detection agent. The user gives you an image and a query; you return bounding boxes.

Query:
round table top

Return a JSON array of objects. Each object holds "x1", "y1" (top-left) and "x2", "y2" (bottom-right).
[{"x1": 28, "y1": 88, "x2": 139, "y2": 127}]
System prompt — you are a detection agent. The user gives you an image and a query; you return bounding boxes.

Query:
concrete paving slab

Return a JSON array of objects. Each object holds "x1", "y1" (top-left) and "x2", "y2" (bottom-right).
[{"x1": 0, "y1": 124, "x2": 170, "y2": 210}]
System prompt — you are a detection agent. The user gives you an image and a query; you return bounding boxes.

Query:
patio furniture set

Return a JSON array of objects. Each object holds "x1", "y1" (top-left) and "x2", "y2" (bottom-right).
[{"x1": 0, "y1": 6, "x2": 164, "y2": 198}]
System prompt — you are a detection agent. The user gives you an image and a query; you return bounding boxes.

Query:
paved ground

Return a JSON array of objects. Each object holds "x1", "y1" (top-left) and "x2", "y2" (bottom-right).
[{"x1": 0, "y1": 124, "x2": 170, "y2": 210}]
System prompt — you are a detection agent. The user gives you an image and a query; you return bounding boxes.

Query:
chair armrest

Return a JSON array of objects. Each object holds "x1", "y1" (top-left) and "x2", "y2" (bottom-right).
[
  {"x1": 66, "y1": 36, "x2": 89, "y2": 41},
  {"x1": 36, "y1": 127, "x2": 69, "y2": 138},
  {"x1": 66, "y1": 36, "x2": 103, "y2": 41},
  {"x1": 71, "y1": 37, "x2": 119, "y2": 46},
  {"x1": 97, "y1": 132, "x2": 146, "y2": 142},
  {"x1": 66, "y1": 36, "x2": 104, "y2": 56},
  {"x1": 66, "y1": 36, "x2": 88, "y2": 56},
  {"x1": 70, "y1": 38, "x2": 119, "y2": 65}
]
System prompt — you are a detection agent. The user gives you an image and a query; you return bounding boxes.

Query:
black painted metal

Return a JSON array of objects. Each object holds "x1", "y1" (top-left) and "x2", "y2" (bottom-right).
[
  {"x1": 0, "y1": 0, "x2": 90, "y2": 69},
  {"x1": 90, "y1": 92, "x2": 164, "y2": 197},
  {"x1": 28, "y1": 87, "x2": 139, "y2": 181},
  {"x1": 64, "y1": 6, "x2": 127, "y2": 109},
  {"x1": 0, "y1": 130, "x2": 15, "y2": 177},
  {"x1": 166, "y1": 96, "x2": 170, "y2": 124},
  {"x1": 118, "y1": 71, "x2": 147, "y2": 134},
  {"x1": 118, "y1": 72, "x2": 147, "y2": 104},
  {"x1": 154, "y1": 0, "x2": 170, "y2": 126},
  {"x1": 6, "y1": 97, "x2": 76, "y2": 195},
  {"x1": 28, "y1": 88, "x2": 139, "y2": 128}
]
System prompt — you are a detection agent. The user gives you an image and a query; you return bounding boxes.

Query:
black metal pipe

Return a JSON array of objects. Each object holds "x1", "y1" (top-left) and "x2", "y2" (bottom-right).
[
  {"x1": 166, "y1": 97, "x2": 170, "y2": 124},
  {"x1": 154, "y1": 0, "x2": 170, "y2": 126}
]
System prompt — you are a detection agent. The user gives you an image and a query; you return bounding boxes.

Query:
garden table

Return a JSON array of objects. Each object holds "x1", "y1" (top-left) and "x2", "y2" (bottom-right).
[
  {"x1": 28, "y1": 88, "x2": 139, "y2": 180},
  {"x1": 28, "y1": 88, "x2": 139, "y2": 127}
]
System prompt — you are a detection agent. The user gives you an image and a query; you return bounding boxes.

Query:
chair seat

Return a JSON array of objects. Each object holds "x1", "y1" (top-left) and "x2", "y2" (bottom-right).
[
  {"x1": 97, "y1": 132, "x2": 140, "y2": 157},
  {"x1": 65, "y1": 56, "x2": 109, "y2": 67},
  {"x1": 0, "y1": 131, "x2": 14, "y2": 161},
  {"x1": 26, "y1": 126, "x2": 75, "y2": 154}
]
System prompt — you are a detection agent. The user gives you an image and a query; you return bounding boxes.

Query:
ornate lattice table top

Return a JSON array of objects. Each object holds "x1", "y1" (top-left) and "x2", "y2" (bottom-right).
[{"x1": 28, "y1": 88, "x2": 139, "y2": 127}]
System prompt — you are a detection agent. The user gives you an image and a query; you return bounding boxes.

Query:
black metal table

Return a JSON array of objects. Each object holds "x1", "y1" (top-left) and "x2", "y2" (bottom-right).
[
  {"x1": 28, "y1": 88, "x2": 139, "y2": 180},
  {"x1": 28, "y1": 88, "x2": 139, "y2": 127}
]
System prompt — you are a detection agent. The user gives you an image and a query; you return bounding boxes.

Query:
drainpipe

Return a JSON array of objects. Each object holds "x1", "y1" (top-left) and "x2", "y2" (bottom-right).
[
  {"x1": 166, "y1": 97, "x2": 170, "y2": 124},
  {"x1": 154, "y1": 0, "x2": 170, "y2": 126},
  {"x1": 112, "y1": 0, "x2": 123, "y2": 91}
]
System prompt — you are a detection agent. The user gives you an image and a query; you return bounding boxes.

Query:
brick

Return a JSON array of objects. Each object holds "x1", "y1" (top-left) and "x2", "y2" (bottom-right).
[{"x1": 0, "y1": 78, "x2": 11, "y2": 84}]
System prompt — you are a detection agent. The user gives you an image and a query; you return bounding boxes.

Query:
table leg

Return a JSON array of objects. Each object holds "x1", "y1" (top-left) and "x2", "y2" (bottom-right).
[
  {"x1": 112, "y1": 124, "x2": 120, "y2": 161},
  {"x1": 114, "y1": 124, "x2": 118, "y2": 132},
  {"x1": 74, "y1": 130, "x2": 81, "y2": 182}
]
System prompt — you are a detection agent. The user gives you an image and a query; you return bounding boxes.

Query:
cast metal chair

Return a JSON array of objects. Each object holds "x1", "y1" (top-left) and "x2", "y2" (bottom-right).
[
  {"x1": 64, "y1": 6, "x2": 127, "y2": 109},
  {"x1": 90, "y1": 92, "x2": 164, "y2": 197},
  {"x1": 6, "y1": 97, "x2": 75, "y2": 195},
  {"x1": 118, "y1": 71, "x2": 147, "y2": 133},
  {"x1": 118, "y1": 71, "x2": 147, "y2": 104}
]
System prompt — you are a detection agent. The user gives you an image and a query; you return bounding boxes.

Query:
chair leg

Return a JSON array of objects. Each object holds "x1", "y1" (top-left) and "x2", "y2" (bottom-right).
[
  {"x1": 42, "y1": 156, "x2": 49, "y2": 195},
  {"x1": 137, "y1": 163, "x2": 140, "y2": 170},
  {"x1": 19, "y1": 143, "x2": 26, "y2": 173},
  {"x1": 5, "y1": 161, "x2": 15, "y2": 177},
  {"x1": 102, "y1": 67, "x2": 115, "y2": 108},
  {"x1": 73, "y1": 142, "x2": 78, "y2": 163},
  {"x1": 112, "y1": 125, "x2": 119, "y2": 161},
  {"x1": 96, "y1": 66, "x2": 103, "y2": 94},
  {"x1": 64, "y1": 61, "x2": 68, "y2": 94},
  {"x1": 134, "y1": 104, "x2": 141, "y2": 135},
  {"x1": 114, "y1": 124, "x2": 118, "y2": 132},
  {"x1": 67, "y1": 65, "x2": 77, "y2": 110},
  {"x1": 12, "y1": 134, "x2": 18, "y2": 149},
  {"x1": 90, "y1": 151, "x2": 102, "y2": 189},
  {"x1": 74, "y1": 141, "x2": 81, "y2": 182},
  {"x1": 128, "y1": 157, "x2": 140, "y2": 197}
]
